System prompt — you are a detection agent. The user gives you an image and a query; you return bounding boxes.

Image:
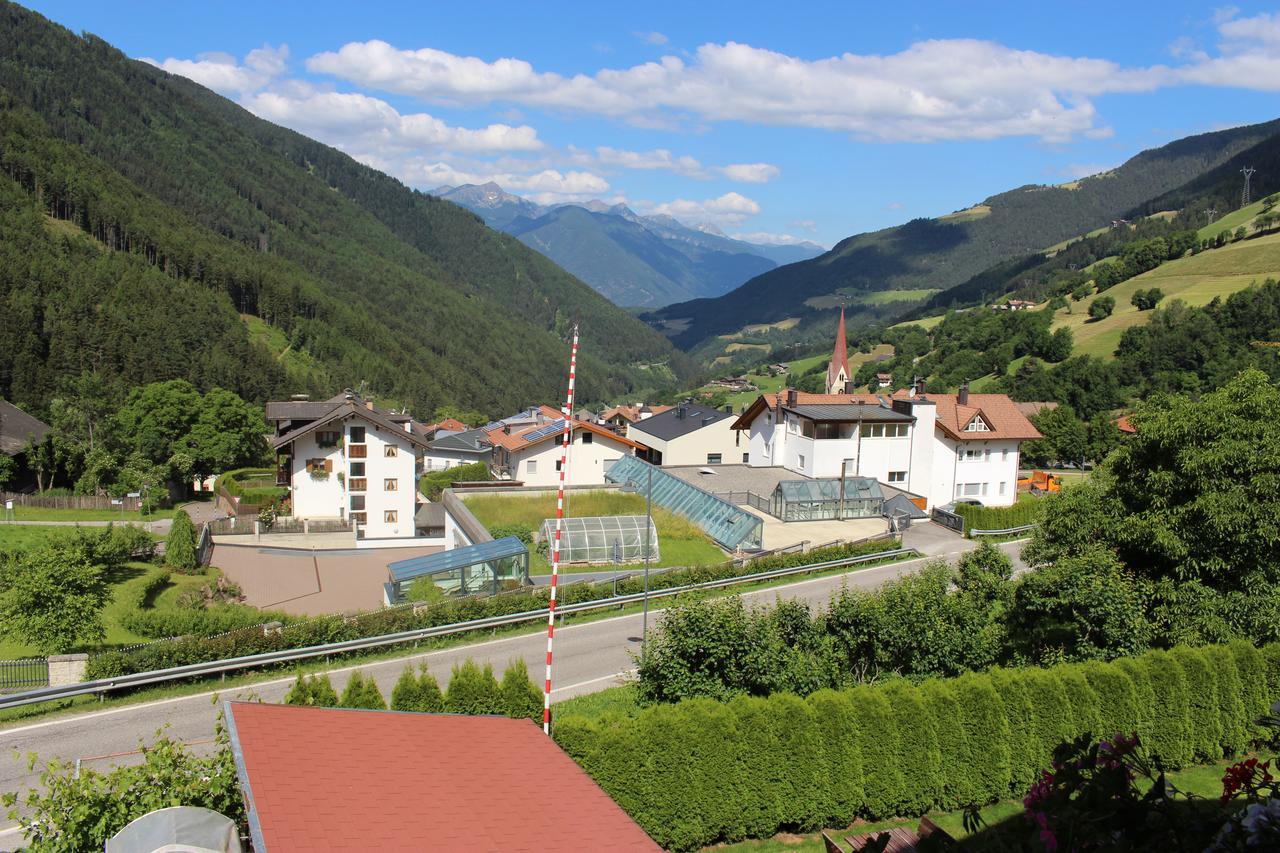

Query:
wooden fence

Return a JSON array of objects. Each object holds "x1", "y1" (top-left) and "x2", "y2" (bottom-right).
[{"x1": 1, "y1": 490, "x2": 144, "y2": 511}]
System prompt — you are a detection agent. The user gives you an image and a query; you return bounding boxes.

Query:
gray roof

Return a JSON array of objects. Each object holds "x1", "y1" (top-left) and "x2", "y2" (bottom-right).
[
  {"x1": 267, "y1": 394, "x2": 412, "y2": 425},
  {"x1": 628, "y1": 405, "x2": 732, "y2": 442},
  {"x1": 427, "y1": 428, "x2": 493, "y2": 454},
  {"x1": 271, "y1": 401, "x2": 431, "y2": 451},
  {"x1": 0, "y1": 400, "x2": 50, "y2": 456},
  {"x1": 782, "y1": 403, "x2": 915, "y2": 423},
  {"x1": 414, "y1": 502, "x2": 446, "y2": 528}
]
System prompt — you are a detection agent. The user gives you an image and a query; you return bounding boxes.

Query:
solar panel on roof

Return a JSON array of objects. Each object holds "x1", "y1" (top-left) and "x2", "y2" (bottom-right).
[{"x1": 520, "y1": 418, "x2": 567, "y2": 443}]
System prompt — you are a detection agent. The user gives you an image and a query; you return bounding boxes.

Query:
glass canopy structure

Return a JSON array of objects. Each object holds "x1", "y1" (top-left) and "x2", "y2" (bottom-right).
[
  {"x1": 605, "y1": 455, "x2": 762, "y2": 550},
  {"x1": 384, "y1": 536, "x2": 529, "y2": 603},
  {"x1": 540, "y1": 515, "x2": 659, "y2": 565},
  {"x1": 771, "y1": 478, "x2": 884, "y2": 522}
]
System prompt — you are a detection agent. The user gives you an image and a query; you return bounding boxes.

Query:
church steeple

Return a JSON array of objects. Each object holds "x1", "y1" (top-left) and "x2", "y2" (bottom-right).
[{"x1": 826, "y1": 308, "x2": 851, "y2": 394}]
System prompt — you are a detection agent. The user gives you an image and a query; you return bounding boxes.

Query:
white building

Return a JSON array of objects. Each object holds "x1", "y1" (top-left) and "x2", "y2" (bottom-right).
[
  {"x1": 422, "y1": 427, "x2": 493, "y2": 471},
  {"x1": 627, "y1": 403, "x2": 742, "y2": 467},
  {"x1": 488, "y1": 408, "x2": 643, "y2": 487},
  {"x1": 268, "y1": 393, "x2": 430, "y2": 540},
  {"x1": 733, "y1": 384, "x2": 1039, "y2": 509}
]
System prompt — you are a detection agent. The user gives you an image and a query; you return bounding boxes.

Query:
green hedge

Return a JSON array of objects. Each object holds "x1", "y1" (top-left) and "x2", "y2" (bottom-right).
[
  {"x1": 87, "y1": 539, "x2": 901, "y2": 680},
  {"x1": 954, "y1": 499, "x2": 1042, "y2": 535},
  {"x1": 555, "y1": 641, "x2": 1280, "y2": 851},
  {"x1": 218, "y1": 467, "x2": 287, "y2": 506}
]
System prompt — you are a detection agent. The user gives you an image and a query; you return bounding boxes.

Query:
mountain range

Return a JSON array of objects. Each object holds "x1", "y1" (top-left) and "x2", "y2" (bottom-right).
[
  {"x1": 431, "y1": 183, "x2": 824, "y2": 308},
  {"x1": 646, "y1": 119, "x2": 1280, "y2": 358},
  {"x1": 0, "y1": 1, "x2": 694, "y2": 418}
]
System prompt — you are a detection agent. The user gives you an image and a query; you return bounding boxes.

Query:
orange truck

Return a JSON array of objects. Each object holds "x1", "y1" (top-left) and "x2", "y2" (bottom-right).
[{"x1": 1018, "y1": 470, "x2": 1062, "y2": 494}]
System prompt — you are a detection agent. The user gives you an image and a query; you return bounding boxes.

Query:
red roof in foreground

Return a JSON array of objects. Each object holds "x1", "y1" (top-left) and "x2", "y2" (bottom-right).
[{"x1": 225, "y1": 702, "x2": 659, "y2": 852}]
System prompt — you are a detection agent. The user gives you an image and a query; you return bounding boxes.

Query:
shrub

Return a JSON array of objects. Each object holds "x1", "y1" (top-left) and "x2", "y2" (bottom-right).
[
  {"x1": 1169, "y1": 647, "x2": 1222, "y2": 762},
  {"x1": 443, "y1": 660, "x2": 502, "y2": 714},
  {"x1": 488, "y1": 523, "x2": 535, "y2": 544},
  {"x1": 283, "y1": 673, "x2": 337, "y2": 707},
  {"x1": 1139, "y1": 650, "x2": 1193, "y2": 767},
  {"x1": 1088, "y1": 295, "x2": 1116, "y2": 321},
  {"x1": 1113, "y1": 657, "x2": 1156, "y2": 752},
  {"x1": 846, "y1": 685, "x2": 904, "y2": 819},
  {"x1": 420, "y1": 462, "x2": 490, "y2": 500},
  {"x1": 919, "y1": 679, "x2": 969, "y2": 811},
  {"x1": 1201, "y1": 645, "x2": 1249, "y2": 756},
  {"x1": 880, "y1": 681, "x2": 942, "y2": 814},
  {"x1": 1077, "y1": 661, "x2": 1141, "y2": 748},
  {"x1": 1227, "y1": 641, "x2": 1270, "y2": 742},
  {"x1": 951, "y1": 673, "x2": 1012, "y2": 806},
  {"x1": 499, "y1": 659, "x2": 543, "y2": 722},
  {"x1": 1055, "y1": 666, "x2": 1102, "y2": 741},
  {"x1": 805, "y1": 690, "x2": 864, "y2": 827},
  {"x1": 164, "y1": 510, "x2": 198, "y2": 572},
  {"x1": 987, "y1": 668, "x2": 1038, "y2": 793},
  {"x1": 218, "y1": 467, "x2": 287, "y2": 506},
  {"x1": 338, "y1": 671, "x2": 385, "y2": 710},
  {"x1": 952, "y1": 500, "x2": 1041, "y2": 535}
]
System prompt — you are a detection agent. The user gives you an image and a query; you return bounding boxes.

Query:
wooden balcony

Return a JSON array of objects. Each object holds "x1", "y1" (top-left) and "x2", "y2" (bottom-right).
[
  {"x1": 347, "y1": 444, "x2": 367, "y2": 459},
  {"x1": 349, "y1": 478, "x2": 368, "y2": 492}
]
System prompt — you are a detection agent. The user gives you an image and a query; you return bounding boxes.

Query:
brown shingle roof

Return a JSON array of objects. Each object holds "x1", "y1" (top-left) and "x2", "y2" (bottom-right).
[
  {"x1": 487, "y1": 417, "x2": 645, "y2": 452},
  {"x1": 891, "y1": 390, "x2": 1042, "y2": 441},
  {"x1": 225, "y1": 702, "x2": 660, "y2": 852},
  {"x1": 0, "y1": 400, "x2": 50, "y2": 456},
  {"x1": 271, "y1": 401, "x2": 432, "y2": 451}
]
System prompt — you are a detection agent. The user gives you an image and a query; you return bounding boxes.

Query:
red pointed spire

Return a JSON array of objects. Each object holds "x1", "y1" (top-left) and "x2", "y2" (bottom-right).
[{"x1": 827, "y1": 308, "x2": 850, "y2": 392}]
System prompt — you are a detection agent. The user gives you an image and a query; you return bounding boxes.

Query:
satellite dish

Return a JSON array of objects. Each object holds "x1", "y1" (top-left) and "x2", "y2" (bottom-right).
[{"x1": 106, "y1": 806, "x2": 242, "y2": 853}]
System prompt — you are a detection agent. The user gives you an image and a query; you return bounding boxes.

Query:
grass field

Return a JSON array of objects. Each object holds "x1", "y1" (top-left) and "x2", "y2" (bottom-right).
[
  {"x1": 2, "y1": 506, "x2": 174, "y2": 522},
  {"x1": 0, "y1": 561, "x2": 214, "y2": 659},
  {"x1": 0, "y1": 523, "x2": 166, "y2": 552},
  {"x1": 889, "y1": 312, "x2": 946, "y2": 331},
  {"x1": 462, "y1": 491, "x2": 726, "y2": 573},
  {"x1": 1048, "y1": 230, "x2": 1280, "y2": 358}
]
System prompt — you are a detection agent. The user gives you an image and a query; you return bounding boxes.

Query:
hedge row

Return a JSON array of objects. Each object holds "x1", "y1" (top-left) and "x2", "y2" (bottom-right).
[
  {"x1": 953, "y1": 499, "x2": 1042, "y2": 535},
  {"x1": 218, "y1": 467, "x2": 287, "y2": 506},
  {"x1": 86, "y1": 539, "x2": 900, "y2": 680},
  {"x1": 554, "y1": 641, "x2": 1280, "y2": 852}
]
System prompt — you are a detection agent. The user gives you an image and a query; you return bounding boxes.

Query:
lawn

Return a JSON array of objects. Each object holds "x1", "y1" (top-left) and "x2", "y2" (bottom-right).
[
  {"x1": 0, "y1": 524, "x2": 85, "y2": 552},
  {"x1": 2, "y1": 506, "x2": 175, "y2": 522},
  {"x1": 889, "y1": 313, "x2": 945, "y2": 331},
  {"x1": 462, "y1": 491, "x2": 726, "y2": 573}
]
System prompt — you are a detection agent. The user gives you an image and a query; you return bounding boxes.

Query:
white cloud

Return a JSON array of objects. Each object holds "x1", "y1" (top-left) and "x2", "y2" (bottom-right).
[
  {"x1": 1175, "y1": 11, "x2": 1280, "y2": 91},
  {"x1": 1047, "y1": 162, "x2": 1115, "y2": 180},
  {"x1": 595, "y1": 146, "x2": 707, "y2": 177},
  {"x1": 643, "y1": 191, "x2": 762, "y2": 227},
  {"x1": 142, "y1": 44, "x2": 290, "y2": 96},
  {"x1": 636, "y1": 31, "x2": 669, "y2": 46},
  {"x1": 732, "y1": 231, "x2": 822, "y2": 247},
  {"x1": 885, "y1": 201, "x2": 905, "y2": 211},
  {"x1": 719, "y1": 163, "x2": 780, "y2": 183},
  {"x1": 788, "y1": 219, "x2": 818, "y2": 233}
]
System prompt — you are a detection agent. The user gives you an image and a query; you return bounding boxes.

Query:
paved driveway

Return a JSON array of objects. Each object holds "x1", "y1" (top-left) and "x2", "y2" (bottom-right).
[{"x1": 212, "y1": 544, "x2": 442, "y2": 616}]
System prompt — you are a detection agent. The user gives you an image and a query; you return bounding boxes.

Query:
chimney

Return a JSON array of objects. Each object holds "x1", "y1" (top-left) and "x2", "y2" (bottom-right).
[
  {"x1": 676, "y1": 405, "x2": 686, "y2": 420},
  {"x1": 914, "y1": 376, "x2": 926, "y2": 397},
  {"x1": 786, "y1": 389, "x2": 798, "y2": 407},
  {"x1": 365, "y1": 400, "x2": 375, "y2": 411},
  {"x1": 503, "y1": 424, "x2": 512, "y2": 435},
  {"x1": 723, "y1": 405, "x2": 733, "y2": 414},
  {"x1": 290, "y1": 393, "x2": 310, "y2": 401},
  {"x1": 958, "y1": 381, "x2": 969, "y2": 405}
]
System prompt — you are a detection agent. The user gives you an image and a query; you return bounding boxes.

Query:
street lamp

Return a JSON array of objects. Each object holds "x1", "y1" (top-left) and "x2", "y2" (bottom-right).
[{"x1": 618, "y1": 463, "x2": 653, "y2": 655}]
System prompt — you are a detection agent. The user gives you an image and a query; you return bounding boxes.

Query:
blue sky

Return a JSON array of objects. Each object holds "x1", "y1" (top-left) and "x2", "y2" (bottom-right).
[{"x1": 24, "y1": 1, "x2": 1280, "y2": 247}]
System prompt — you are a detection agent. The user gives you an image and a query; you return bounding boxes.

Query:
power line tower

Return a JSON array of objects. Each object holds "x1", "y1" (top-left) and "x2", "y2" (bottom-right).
[
  {"x1": 1242, "y1": 167, "x2": 1256, "y2": 207},
  {"x1": 1206, "y1": 208, "x2": 1218, "y2": 226}
]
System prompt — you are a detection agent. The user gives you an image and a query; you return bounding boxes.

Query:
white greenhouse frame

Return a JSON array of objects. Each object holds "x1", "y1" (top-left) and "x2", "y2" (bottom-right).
[{"x1": 539, "y1": 515, "x2": 660, "y2": 565}]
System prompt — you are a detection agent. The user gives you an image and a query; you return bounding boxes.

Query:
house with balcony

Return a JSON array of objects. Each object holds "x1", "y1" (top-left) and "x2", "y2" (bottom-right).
[{"x1": 267, "y1": 392, "x2": 430, "y2": 540}]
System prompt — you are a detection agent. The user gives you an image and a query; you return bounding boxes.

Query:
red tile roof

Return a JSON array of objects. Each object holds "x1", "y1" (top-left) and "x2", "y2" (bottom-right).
[
  {"x1": 226, "y1": 702, "x2": 659, "y2": 852},
  {"x1": 486, "y1": 417, "x2": 646, "y2": 452},
  {"x1": 425, "y1": 417, "x2": 467, "y2": 434},
  {"x1": 890, "y1": 390, "x2": 1042, "y2": 441},
  {"x1": 1116, "y1": 414, "x2": 1137, "y2": 434}
]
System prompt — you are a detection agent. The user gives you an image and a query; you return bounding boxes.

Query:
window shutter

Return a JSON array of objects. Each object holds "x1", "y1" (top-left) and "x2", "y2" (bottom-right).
[{"x1": 324, "y1": 459, "x2": 333, "y2": 472}]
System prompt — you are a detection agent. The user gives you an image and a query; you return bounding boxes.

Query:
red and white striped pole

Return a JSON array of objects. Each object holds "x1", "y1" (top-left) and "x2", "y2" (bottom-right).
[{"x1": 544, "y1": 323, "x2": 579, "y2": 734}]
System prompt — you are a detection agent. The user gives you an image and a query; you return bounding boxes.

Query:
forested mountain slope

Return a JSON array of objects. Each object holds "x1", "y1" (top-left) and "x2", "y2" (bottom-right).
[
  {"x1": 647, "y1": 119, "x2": 1280, "y2": 354},
  {"x1": 0, "y1": 2, "x2": 690, "y2": 416}
]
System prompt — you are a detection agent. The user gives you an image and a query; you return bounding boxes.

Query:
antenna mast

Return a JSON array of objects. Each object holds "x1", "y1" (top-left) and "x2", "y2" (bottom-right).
[
  {"x1": 543, "y1": 323, "x2": 579, "y2": 734},
  {"x1": 1242, "y1": 167, "x2": 1257, "y2": 207}
]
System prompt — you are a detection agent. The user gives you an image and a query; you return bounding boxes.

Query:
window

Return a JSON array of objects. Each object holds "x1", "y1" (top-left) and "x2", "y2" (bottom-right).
[
  {"x1": 350, "y1": 462, "x2": 365, "y2": 476},
  {"x1": 956, "y1": 482, "x2": 984, "y2": 497},
  {"x1": 349, "y1": 426, "x2": 366, "y2": 444},
  {"x1": 1002, "y1": 448, "x2": 1010, "y2": 461},
  {"x1": 999, "y1": 481, "x2": 1007, "y2": 495},
  {"x1": 384, "y1": 445, "x2": 398, "y2": 458},
  {"x1": 888, "y1": 471, "x2": 907, "y2": 483},
  {"x1": 707, "y1": 453, "x2": 722, "y2": 465},
  {"x1": 787, "y1": 416, "x2": 797, "y2": 434},
  {"x1": 526, "y1": 460, "x2": 538, "y2": 475},
  {"x1": 349, "y1": 512, "x2": 367, "y2": 525},
  {"x1": 317, "y1": 431, "x2": 339, "y2": 448},
  {"x1": 384, "y1": 510, "x2": 398, "y2": 523},
  {"x1": 964, "y1": 417, "x2": 990, "y2": 432},
  {"x1": 350, "y1": 495, "x2": 365, "y2": 511},
  {"x1": 962, "y1": 448, "x2": 984, "y2": 461},
  {"x1": 815, "y1": 422, "x2": 842, "y2": 440},
  {"x1": 861, "y1": 423, "x2": 903, "y2": 438},
  {"x1": 384, "y1": 478, "x2": 398, "y2": 491},
  {"x1": 555, "y1": 459, "x2": 563, "y2": 472},
  {"x1": 743, "y1": 452, "x2": 750, "y2": 463},
  {"x1": 581, "y1": 431, "x2": 593, "y2": 444},
  {"x1": 798, "y1": 454, "x2": 806, "y2": 468}
]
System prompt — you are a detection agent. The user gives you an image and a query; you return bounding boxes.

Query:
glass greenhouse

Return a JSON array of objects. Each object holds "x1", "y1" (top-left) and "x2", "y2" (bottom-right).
[
  {"x1": 605, "y1": 455, "x2": 762, "y2": 550},
  {"x1": 384, "y1": 536, "x2": 530, "y2": 603},
  {"x1": 770, "y1": 478, "x2": 884, "y2": 522},
  {"x1": 540, "y1": 515, "x2": 659, "y2": 565}
]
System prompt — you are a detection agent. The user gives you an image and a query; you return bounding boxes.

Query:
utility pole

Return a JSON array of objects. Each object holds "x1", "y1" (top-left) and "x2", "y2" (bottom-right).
[
  {"x1": 1205, "y1": 208, "x2": 1218, "y2": 226},
  {"x1": 1242, "y1": 167, "x2": 1257, "y2": 207}
]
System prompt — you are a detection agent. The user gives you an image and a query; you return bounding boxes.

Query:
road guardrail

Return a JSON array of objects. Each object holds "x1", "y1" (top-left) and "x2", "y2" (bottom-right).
[
  {"x1": 968, "y1": 524, "x2": 1038, "y2": 537},
  {"x1": 0, "y1": 547, "x2": 920, "y2": 711}
]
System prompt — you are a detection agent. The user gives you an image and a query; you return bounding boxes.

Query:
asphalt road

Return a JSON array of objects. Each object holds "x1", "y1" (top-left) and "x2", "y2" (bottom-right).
[{"x1": 0, "y1": 531, "x2": 1023, "y2": 846}]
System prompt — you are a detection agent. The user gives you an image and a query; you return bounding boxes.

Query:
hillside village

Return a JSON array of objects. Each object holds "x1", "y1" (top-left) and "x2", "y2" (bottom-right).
[{"x1": 4, "y1": 2, "x2": 1280, "y2": 851}]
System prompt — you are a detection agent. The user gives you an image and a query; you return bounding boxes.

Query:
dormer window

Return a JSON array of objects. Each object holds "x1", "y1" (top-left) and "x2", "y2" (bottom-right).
[{"x1": 964, "y1": 416, "x2": 990, "y2": 432}]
